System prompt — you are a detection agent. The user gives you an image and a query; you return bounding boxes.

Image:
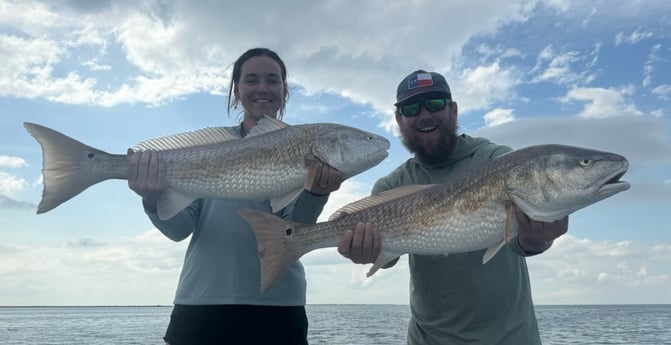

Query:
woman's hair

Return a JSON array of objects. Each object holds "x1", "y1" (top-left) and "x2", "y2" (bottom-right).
[{"x1": 227, "y1": 47, "x2": 289, "y2": 120}]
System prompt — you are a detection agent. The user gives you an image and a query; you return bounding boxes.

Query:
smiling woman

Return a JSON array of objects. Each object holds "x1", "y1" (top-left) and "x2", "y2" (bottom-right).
[{"x1": 126, "y1": 47, "x2": 350, "y2": 345}]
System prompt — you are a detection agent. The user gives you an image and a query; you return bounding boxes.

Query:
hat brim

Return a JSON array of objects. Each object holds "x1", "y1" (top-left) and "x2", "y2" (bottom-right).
[{"x1": 395, "y1": 91, "x2": 451, "y2": 106}]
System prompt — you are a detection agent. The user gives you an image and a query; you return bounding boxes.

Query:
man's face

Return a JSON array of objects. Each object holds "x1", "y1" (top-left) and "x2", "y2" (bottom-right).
[{"x1": 396, "y1": 96, "x2": 459, "y2": 165}]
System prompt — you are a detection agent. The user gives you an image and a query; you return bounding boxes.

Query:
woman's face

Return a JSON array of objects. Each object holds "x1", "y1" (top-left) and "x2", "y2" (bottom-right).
[{"x1": 234, "y1": 55, "x2": 286, "y2": 122}]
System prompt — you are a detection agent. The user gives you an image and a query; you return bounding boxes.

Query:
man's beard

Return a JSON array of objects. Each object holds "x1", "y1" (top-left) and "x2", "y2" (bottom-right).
[{"x1": 399, "y1": 117, "x2": 458, "y2": 165}]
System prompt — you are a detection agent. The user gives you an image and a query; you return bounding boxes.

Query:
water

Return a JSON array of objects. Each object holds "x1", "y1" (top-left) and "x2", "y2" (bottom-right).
[{"x1": 0, "y1": 304, "x2": 669, "y2": 344}]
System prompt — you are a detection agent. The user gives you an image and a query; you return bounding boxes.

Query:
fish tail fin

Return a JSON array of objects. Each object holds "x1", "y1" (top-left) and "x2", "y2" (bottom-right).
[
  {"x1": 24, "y1": 122, "x2": 121, "y2": 214},
  {"x1": 238, "y1": 208, "x2": 306, "y2": 293}
]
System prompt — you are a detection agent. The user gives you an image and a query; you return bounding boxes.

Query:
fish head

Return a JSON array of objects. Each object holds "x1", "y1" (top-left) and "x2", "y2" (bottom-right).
[
  {"x1": 506, "y1": 145, "x2": 630, "y2": 222},
  {"x1": 312, "y1": 124, "x2": 390, "y2": 177}
]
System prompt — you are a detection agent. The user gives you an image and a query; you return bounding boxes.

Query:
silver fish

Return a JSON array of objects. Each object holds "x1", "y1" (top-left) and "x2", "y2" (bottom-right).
[
  {"x1": 239, "y1": 144, "x2": 631, "y2": 293},
  {"x1": 24, "y1": 116, "x2": 390, "y2": 220}
]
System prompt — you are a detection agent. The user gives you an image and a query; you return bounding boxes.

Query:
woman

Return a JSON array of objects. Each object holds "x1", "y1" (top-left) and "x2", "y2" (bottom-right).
[{"x1": 128, "y1": 48, "x2": 344, "y2": 345}]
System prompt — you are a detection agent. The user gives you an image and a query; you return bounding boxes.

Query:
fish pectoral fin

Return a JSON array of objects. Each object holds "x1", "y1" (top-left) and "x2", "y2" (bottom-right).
[
  {"x1": 482, "y1": 239, "x2": 506, "y2": 264},
  {"x1": 366, "y1": 252, "x2": 400, "y2": 278},
  {"x1": 270, "y1": 188, "x2": 304, "y2": 213},
  {"x1": 156, "y1": 189, "x2": 196, "y2": 220}
]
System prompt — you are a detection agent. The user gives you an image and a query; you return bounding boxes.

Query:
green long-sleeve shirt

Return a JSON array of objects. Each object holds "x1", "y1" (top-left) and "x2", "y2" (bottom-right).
[{"x1": 374, "y1": 134, "x2": 542, "y2": 345}]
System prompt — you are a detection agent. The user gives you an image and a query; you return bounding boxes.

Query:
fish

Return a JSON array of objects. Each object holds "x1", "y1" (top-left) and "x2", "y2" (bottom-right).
[
  {"x1": 238, "y1": 144, "x2": 631, "y2": 293},
  {"x1": 24, "y1": 116, "x2": 390, "y2": 220}
]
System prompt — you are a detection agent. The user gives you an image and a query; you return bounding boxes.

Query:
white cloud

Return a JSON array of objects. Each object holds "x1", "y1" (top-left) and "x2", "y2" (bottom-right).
[
  {"x1": 0, "y1": 172, "x2": 28, "y2": 197},
  {"x1": 0, "y1": 155, "x2": 27, "y2": 168},
  {"x1": 0, "y1": 230, "x2": 186, "y2": 305},
  {"x1": 529, "y1": 234, "x2": 670, "y2": 304},
  {"x1": 651, "y1": 84, "x2": 671, "y2": 100},
  {"x1": 453, "y1": 62, "x2": 518, "y2": 113},
  {"x1": 318, "y1": 179, "x2": 371, "y2": 222},
  {"x1": 614, "y1": 26, "x2": 654, "y2": 47},
  {"x1": 562, "y1": 86, "x2": 645, "y2": 119},
  {"x1": 484, "y1": 108, "x2": 516, "y2": 127}
]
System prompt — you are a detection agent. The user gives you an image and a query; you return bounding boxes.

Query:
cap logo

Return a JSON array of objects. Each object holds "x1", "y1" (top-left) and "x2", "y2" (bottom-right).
[{"x1": 408, "y1": 73, "x2": 433, "y2": 89}]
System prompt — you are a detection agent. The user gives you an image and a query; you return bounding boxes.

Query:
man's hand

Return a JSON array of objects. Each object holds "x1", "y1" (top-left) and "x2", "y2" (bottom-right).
[
  {"x1": 515, "y1": 206, "x2": 568, "y2": 253},
  {"x1": 338, "y1": 222, "x2": 381, "y2": 264},
  {"x1": 127, "y1": 149, "x2": 167, "y2": 207}
]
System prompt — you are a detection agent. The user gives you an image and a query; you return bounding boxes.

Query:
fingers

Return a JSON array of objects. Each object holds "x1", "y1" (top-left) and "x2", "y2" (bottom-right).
[
  {"x1": 127, "y1": 150, "x2": 166, "y2": 205},
  {"x1": 337, "y1": 229, "x2": 355, "y2": 257},
  {"x1": 308, "y1": 161, "x2": 345, "y2": 195},
  {"x1": 338, "y1": 223, "x2": 382, "y2": 264}
]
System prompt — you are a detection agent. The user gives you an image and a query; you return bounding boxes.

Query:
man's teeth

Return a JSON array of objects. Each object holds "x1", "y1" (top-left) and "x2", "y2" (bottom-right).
[{"x1": 418, "y1": 126, "x2": 437, "y2": 132}]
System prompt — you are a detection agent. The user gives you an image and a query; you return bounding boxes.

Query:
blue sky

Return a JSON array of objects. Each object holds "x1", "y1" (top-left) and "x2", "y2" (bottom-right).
[{"x1": 0, "y1": 0, "x2": 670, "y2": 306}]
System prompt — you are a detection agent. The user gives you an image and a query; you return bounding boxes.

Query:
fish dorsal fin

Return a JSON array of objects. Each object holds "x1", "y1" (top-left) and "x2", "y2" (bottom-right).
[
  {"x1": 132, "y1": 127, "x2": 238, "y2": 151},
  {"x1": 328, "y1": 184, "x2": 435, "y2": 221},
  {"x1": 247, "y1": 115, "x2": 289, "y2": 137}
]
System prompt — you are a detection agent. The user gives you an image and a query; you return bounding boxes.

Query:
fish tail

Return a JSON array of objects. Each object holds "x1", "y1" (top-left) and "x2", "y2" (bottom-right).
[
  {"x1": 24, "y1": 122, "x2": 122, "y2": 214},
  {"x1": 238, "y1": 208, "x2": 305, "y2": 293}
]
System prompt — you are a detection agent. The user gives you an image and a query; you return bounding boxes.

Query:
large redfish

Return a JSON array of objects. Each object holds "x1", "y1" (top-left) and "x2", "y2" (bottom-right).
[
  {"x1": 239, "y1": 144, "x2": 630, "y2": 293},
  {"x1": 25, "y1": 116, "x2": 390, "y2": 220}
]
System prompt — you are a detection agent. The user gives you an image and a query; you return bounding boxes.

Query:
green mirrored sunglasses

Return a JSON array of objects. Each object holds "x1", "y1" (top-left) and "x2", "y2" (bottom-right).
[{"x1": 399, "y1": 98, "x2": 448, "y2": 117}]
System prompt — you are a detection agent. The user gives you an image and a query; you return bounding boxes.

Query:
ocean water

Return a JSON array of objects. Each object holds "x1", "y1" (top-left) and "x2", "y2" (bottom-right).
[{"x1": 0, "y1": 304, "x2": 669, "y2": 344}]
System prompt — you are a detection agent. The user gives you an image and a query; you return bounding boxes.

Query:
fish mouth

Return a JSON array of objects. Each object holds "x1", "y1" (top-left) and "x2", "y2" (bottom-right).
[
  {"x1": 597, "y1": 167, "x2": 631, "y2": 197},
  {"x1": 368, "y1": 150, "x2": 389, "y2": 164}
]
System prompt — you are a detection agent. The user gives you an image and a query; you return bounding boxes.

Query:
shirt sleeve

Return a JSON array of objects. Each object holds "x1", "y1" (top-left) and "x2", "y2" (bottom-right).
[
  {"x1": 143, "y1": 199, "x2": 201, "y2": 242},
  {"x1": 277, "y1": 190, "x2": 329, "y2": 224}
]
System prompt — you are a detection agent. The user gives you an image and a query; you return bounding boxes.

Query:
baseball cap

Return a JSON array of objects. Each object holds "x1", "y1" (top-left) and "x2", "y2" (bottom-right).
[{"x1": 395, "y1": 70, "x2": 451, "y2": 106}]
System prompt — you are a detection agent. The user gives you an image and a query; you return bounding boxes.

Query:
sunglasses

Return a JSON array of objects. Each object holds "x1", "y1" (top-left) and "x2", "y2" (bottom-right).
[{"x1": 398, "y1": 98, "x2": 449, "y2": 117}]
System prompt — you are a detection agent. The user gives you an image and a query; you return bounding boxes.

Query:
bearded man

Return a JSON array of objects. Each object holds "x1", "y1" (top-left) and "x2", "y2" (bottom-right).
[{"x1": 338, "y1": 70, "x2": 568, "y2": 345}]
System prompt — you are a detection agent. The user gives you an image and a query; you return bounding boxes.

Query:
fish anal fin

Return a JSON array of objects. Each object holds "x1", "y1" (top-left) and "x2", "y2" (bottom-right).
[
  {"x1": 366, "y1": 251, "x2": 400, "y2": 278},
  {"x1": 156, "y1": 189, "x2": 196, "y2": 220},
  {"x1": 329, "y1": 185, "x2": 434, "y2": 221},
  {"x1": 482, "y1": 239, "x2": 506, "y2": 264},
  {"x1": 270, "y1": 188, "x2": 304, "y2": 213}
]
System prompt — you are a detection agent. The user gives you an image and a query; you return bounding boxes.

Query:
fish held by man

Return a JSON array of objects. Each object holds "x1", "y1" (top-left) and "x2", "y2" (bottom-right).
[
  {"x1": 239, "y1": 144, "x2": 631, "y2": 293},
  {"x1": 24, "y1": 116, "x2": 390, "y2": 220}
]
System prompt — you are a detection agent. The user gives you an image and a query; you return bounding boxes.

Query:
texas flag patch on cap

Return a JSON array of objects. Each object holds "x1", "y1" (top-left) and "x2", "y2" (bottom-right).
[{"x1": 408, "y1": 73, "x2": 433, "y2": 89}]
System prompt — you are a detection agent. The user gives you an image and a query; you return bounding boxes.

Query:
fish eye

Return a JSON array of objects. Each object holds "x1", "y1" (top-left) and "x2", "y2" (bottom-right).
[{"x1": 579, "y1": 158, "x2": 592, "y2": 167}]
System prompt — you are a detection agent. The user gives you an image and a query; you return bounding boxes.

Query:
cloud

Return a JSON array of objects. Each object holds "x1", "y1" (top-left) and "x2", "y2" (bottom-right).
[
  {"x1": 472, "y1": 115, "x2": 671, "y2": 163},
  {"x1": 484, "y1": 108, "x2": 516, "y2": 127},
  {"x1": 643, "y1": 44, "x2": 662, "y2": 88},
  {"x1": 0, "y1": 172, "x2": 28, "y2": 197},
  {"x1": 651, "y1": 84, "x2": 671, "y2": 100},
  {"x1": 561, "y1": 86, "x2": 645, "y2": 119},
  {"x1": 452, "y1": 62, "x2": 519, "y2": 113},
  {"x1": 614, "y1": 26, "x2": 654, "y2": 47},
  {"x1": 0, "y1": 156, "x2": 28, "y2": 168},
  {"x1": 0, "y1": 195, "x2": 36, "y2": 210},
  {"x1": 0, "y1": 230, "x2": 186, "y2": 305},
  {"x1": 529, "y1": 234, "x2": 670, "y2": 304},
  {"x1": 530, "y1": 45, "x2": 598, "y2": 86}
]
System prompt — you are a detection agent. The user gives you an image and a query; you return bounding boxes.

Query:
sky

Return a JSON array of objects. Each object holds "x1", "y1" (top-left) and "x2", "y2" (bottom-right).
[{"x1": 0, "y1": 0, "x2": 670, "y2": 306}]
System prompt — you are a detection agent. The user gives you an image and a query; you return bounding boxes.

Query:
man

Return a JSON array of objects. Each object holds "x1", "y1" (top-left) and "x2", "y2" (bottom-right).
[{"x1": 338, "y1": 70, "x2": 568, "y2": 345}]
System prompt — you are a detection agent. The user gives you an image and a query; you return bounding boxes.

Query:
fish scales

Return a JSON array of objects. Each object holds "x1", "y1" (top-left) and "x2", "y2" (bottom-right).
[
  {"x1": 24, "y1": 116, "x2": 390, "y2": 220},
  {"x1": 239, "y1": 144, "x2": 631, "y2": 293}
]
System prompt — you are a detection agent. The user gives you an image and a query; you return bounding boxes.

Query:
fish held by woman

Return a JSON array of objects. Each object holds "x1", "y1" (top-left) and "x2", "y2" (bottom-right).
[{"x1": 24, "y1": 116, "x2": 390, "y2": 220}]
